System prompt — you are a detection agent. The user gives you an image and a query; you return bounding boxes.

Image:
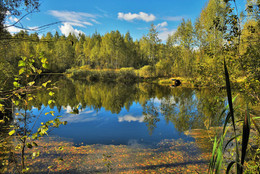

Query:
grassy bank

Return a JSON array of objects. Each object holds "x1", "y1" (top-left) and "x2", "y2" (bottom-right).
[
  {"x1": 65, "y1": 66, "x2": 247, "y2": 88},
  {"x1": 66, "y1": 67, "x2": 138, "y2": 83}
]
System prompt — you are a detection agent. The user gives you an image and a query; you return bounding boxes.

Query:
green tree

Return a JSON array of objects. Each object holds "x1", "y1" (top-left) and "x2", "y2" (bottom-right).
[{"x1": 146, "y1": 24, "x2": 161, "y2": 66}]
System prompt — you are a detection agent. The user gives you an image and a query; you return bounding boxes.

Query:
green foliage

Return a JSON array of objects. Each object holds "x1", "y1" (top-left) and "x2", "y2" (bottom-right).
[
  {"x1": 66, "y1": 67, "x2": 139, "y2": 83},
  {"x1": 117, "y1": 67, "x2": 137, "y2": 83},
  {"x1": 0, "y1": 55, "x2": 67, "y2": 173},
  {"x1": 138, "y1": 65, "x2": 155, "y2": 78}
]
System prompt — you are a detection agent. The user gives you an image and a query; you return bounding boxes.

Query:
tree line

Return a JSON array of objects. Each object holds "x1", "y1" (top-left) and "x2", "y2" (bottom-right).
[{"x1": 0, "y1": 0, "x2": 259, "y2": 89}]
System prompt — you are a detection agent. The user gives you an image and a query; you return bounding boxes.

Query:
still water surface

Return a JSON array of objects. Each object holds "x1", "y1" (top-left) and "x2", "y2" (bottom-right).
[{"x1": 21, "y1": 77, "x2": 230, "y2": 147}]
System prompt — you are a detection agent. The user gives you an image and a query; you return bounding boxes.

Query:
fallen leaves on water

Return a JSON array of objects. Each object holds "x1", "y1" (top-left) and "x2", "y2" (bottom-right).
[{"x1": 1, "y1": 136, "x2": 212, "y2": 174}]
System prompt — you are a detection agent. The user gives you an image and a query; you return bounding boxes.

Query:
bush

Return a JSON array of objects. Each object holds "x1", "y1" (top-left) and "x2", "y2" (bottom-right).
[
  {"x1": 117, "y1": 67, "x2": 137, "y2": 83},
  {"x1": 138, "y1": 65, "x2": 155, "y2": 78}
]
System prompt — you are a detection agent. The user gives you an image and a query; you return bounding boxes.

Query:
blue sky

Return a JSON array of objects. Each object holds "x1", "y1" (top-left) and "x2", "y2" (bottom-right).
[{"x1": 5, "y1": 0, "x2": 247, "y2": 41}]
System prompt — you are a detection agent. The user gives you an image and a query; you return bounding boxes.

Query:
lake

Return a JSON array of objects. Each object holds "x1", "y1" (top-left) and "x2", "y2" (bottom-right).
[
  {"x1": 18, "y1": 77, "x2": 228, "y2": 147},
  {"x1": 4, "y1": 76, "x2": 245, "y2": 173}
]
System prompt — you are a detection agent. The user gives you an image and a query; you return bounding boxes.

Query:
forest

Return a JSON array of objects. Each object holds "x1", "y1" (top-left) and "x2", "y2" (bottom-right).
[{"x1": 0, "y1": 0, "x2": 259, "y2": 92}]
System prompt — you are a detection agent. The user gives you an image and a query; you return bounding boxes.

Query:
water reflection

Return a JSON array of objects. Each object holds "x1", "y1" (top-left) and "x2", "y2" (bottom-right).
[
  {"x1": 14, "y1": 77, "x2": 234, "y2": 146},
  {"x1": 1, "y1": 76, "x2": 249, "y2": 173}
]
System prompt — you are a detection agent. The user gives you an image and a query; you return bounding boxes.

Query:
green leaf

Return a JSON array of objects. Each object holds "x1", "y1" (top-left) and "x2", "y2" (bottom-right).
[
  {"x1": 48, "y1": 100, "x2": 55, "y2": 105},
  {"x1": 223, "y1": 112, "x2": 231, "y2": 134},
  {"x1": 49, "y1": 91, "x2": 55, "y2": 96},
  {"x1": 226, "y1": 161, "x2": 235, "y2": 173},
  {"x1": 22, "y1": 168, "x2": 30, "y2": 172},
  {"x1": 28, "y1": 81, "x2": 35, "y2": 86},
  {"x1": 41, "y1": 58, "x2": 47, "y2": 64},
  {"x1": 13, "y1": 82, "x2": 20, "y2": 88},
  {"x1": 37, "y1": 69, "x2": 42, "y2": 74},
  {"x1": 19, "y1": 68, "x2": 25, "y2": 75},
  {"x1": 32, "y1": 134, "x2": 38, "y2": 139},
  {"x1": 15, "y1": 144, "x2": 22, "y2": 150},
  {"x1": 8, "y1": 130, "x2": 16, "y2": 136},
  {"x1": 18, "y1": 60, "x2": 25, "y2": 67},
  {"x1": 241, "y1": 108, "x2": 250, "y2": 166},
  {"x1": 21, "y1": 56, "x2": 27, "y2": 61},
  {"x1": 32, "y1": 152, "x2": 37, "y2": 157},
  {"x1": 32, "y1": 142, "x2": 38, "y2": 147},
  {"x1": 42, "y1": 80, "x2": 51, "y2": 88},
  {"x1": 28, "y1": 97, "x2": 33, "y2": 101},
  {"x1": 224, "y1": 59, "x2": 241, "y2": 173},
  {"x1": 31, "y1": 66, "x2": 36, "y2": 73},
  {"x1": 42, "y1": 63, "x2": 48, "y2": 69}
]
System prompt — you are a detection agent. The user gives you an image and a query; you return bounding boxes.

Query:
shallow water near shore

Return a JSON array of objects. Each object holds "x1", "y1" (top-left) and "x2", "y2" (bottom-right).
[{"x1": 2, "y1": 77, "x2": 247, "y2": 173}]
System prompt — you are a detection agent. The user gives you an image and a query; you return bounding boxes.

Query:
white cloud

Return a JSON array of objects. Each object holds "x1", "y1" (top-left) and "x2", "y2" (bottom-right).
[
  {"x1": 155, "y1": 21, "x2": 168, "y2": 31},
  {"x1": 49, "y1": 10, "x2": 99, "y2": 27},
  {"x1": 59, "y1": 23, "x2": 84, "y2": 37},
  {"x1": 6, "y1": 11, "x2": 11, "y2": 16},
  {"x1": 6, "y1": 26, "x2": 23, "y2": 33},
  {"x1": 158, "y1": 29, "x2": 177, "y2": 42},
  {"x1": 28, "y1": 26, "x2": 39, "y2": 31},
  {"x1": 90, "y1": 19, "x2": 100, "y2": 24},
  {"x1": 26, "y1": 17, "x2": 30, "y2": 21},
  {"x1": 156, "y1": 21, "x2": 168, "y2": 28},
  {"x1": 63, "y1": 106, "x2": 73, "y2": 113},
  {"x1": 62, "y1": 112, "x2": 97, "y2": 123},
  {"x1": 118, "y1": 12, "x2": 156, "y2": 22},
  {"x1": 164, "y1": 16, "x2": 184, "y2": 21},
  {"x1": 8, "y1": 16, "x2": 18, "y2": 23},
  {"x1": 118, "y1": 115, "x2": 145, "y2": 123},
  {"x1": 61, "y1": 108, "x2": 97, "y2": 123}
]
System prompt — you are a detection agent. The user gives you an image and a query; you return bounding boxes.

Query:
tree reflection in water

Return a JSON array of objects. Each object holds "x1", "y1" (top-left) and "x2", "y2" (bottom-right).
[
  {"x1": 1, "y1": 76, "x2": 248, "y2": 173},
  {"x1": 24, "y1": 77, "x2": 238, "y2": 134}
]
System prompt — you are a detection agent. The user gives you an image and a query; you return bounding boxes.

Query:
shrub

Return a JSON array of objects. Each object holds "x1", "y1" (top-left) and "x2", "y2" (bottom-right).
[
  {"x1": 139, "y1": 65, "x2": 155, "y2": 78},
  {"x1": 117, "y1": 67, "x2": 137, "y2": 83}
]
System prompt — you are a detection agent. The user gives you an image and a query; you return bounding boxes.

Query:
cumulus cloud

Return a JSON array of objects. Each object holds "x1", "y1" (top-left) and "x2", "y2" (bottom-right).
[
  {"x1": 6, "y1": 26, "x2": 23, "y2": 33},
  {"x1": 49, "y1": 10, "x2": 99, "y2": 27},
  {"x1": 158, "y1": 29, "x2": 177, "y2": 42},
  {"x1": 118, "y1": 115, "x2": 145, "y2": 123},
  {"x1": 118, "y1": 12, "x2": 156, "y2": 22},
  {"x1": 164, "y1": 16, "x2": 184, "y2": 21},
  {"x1": 59, "y1": 23, "x2": 84, "y2": 37}
]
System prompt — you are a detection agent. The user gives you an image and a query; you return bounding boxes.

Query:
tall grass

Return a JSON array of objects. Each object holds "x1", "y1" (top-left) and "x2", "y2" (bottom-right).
[{"x1": 209, "y1": 59, "x2": 251, "y2": 174}]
